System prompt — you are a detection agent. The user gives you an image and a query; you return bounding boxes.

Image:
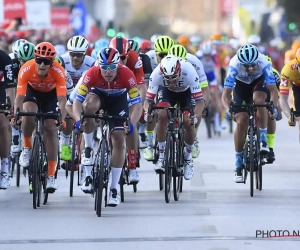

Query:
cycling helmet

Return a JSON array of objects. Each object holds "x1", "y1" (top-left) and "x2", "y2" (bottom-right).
[
  {"x1": 17, "y1": 42, "x2": 35, "y2": 61},
  {"x1": 139, "y1": 40, "x2": 151, "y2": 52},
  {"x1": 128, "y1": 39, "x2": 139, "y2": 53},
  {"x1": 190, "y1": 35, "x2": 202, "y2": 45},
  {"x1": 247, "y1": 34, "x2": 261, "y2": 44},
  {"x1": 160, "y1": 54, "x2": 181, "y2": 77},
  {"x1": 168, "y1": 45, "x2": 187, "y2": 59},
  {"x1": 54, "y1": 44, "x2": 66, "y2": 56},
  {"x1": 177, "y1": 35, "x2": 190, "y2": 47},
  {"x1": 150, "y1": 34, "x2": 161, "y2": 44},
  {"x1": 12, "y1": 39, "x2": 28, "y2": 54},
  {"x1": 34, "y1": 42, "x2": 56, "y2": 59},
  {"x1": 200, "y1": 42, "x2": 213, "y2": 55},
  {"x1": 210, "y1": 34, "x2": 222, "y2": 45},
  {"x1": 94, "y1": 38, "x2": 109, "y2": 49},
  {"x1": 97, "y1": 47, "x2": 120, "y2": 65},
  {"x1": 237, "y1": 44, "x2": 259, "y2": 65},
  {"x1": 154, "y1": 36, "x2": 174, "y2": 53},
  {"x1": 264, "y1": 55, "x2": 272, "y2": 65},
  {"x1": 109, "y1": 36, "x2": 130, "y2": 57},
  {"x1": 91, "y1": 48, "x2": 100, "y2": 60},
  {"x1": 67, "y1": 36, "x2": 89, "y2": 52}
]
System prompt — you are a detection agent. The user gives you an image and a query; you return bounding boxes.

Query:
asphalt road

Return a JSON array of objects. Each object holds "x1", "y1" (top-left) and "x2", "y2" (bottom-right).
[{"x1": 1, "y1": 117, "x2": 300, "y2": 250}]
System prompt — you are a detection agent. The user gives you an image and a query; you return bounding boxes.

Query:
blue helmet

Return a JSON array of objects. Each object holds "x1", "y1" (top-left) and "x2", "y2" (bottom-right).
[
  {"x1": 94, "y1": 39, "x2": 109, "y2": 49},
  {"x1": 91, "y1": 48, "x2": 101, "y2": 60},
  {"x1": 237, "y1": 44, "x2": 259, "y2": 65}
]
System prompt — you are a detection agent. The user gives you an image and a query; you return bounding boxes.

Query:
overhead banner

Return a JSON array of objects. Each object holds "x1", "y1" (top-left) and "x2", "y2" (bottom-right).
[
  {"x1": 51, "y1": 7, "x2": 70, "y2": 28},
  {"x1": 0, "y1": 0, "x2": 26, "y2": 24}
]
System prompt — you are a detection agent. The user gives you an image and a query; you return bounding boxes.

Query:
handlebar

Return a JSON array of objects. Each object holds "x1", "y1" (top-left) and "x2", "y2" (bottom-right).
[
  {"x1": 229, "y1": 101, "x2": 274, "y2": 116},
  {"x1": 15, "y1": 107, "x2": 62, "y2": 127},
  {"x1": 0, "y1": 96, "x2": 12, "y2": 114}
]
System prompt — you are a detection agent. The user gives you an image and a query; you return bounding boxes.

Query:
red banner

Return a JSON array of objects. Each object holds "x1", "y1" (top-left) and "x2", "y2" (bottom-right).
[
  {"x1": 221, "y1": 0, "x2": 234, "y2": 16},
  {"x1": 3, "y1": 0, "x2": 26, "y2": 23},
  {"x1": 51, "y1": 7, "x2": 70, "y2": 28}
]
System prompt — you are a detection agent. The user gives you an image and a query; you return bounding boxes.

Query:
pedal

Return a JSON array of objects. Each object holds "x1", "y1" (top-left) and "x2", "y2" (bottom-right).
[{"x1": 155, "y1": 169, "x2": 165, "y2": 174}]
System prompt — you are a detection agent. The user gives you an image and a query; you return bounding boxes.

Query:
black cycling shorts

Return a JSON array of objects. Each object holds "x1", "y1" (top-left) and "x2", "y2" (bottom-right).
[
  {"x1": 292, "y1": 84, "x2": 300, "y2": 117},
  {"x1": 232, "y1": 74, "x2": 270, "y2": 114},
  {"x1": 90, "y1": 88, "x2": 129, "y2": 130},
  {"x1": 156, "y1": 86, "x2": 195, "y2": 108},
  {"x1": 0, "y1": 83, "x2": 6, "y2": 106},
  {"x1": 23, "y1": 85, "x2": 58, "y2": 119}
]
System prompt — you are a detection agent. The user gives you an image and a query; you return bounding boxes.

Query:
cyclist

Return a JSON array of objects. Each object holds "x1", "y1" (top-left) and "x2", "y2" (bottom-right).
[
  {"x1": 59, "y1": 36, "x2": 95, "y2": 162},
  {"x1": 15, "y1": 42, "x2": 67, "y2": 192},
  {"x1": 168, "y1": 44, "x2": 209, "y2": 159},
  {"x1": 144, "y1": 36, "x2": 175, "y2": 161},
  {"x1": 139, "y1": 40, "x2": 152, "y2": 54},
  {"x1": 197, "y1": 42, "x2": 222, "y2": 136},
  {"x1": 54, "y1": 44, "x2": 66, "y2": 57},
  {"x1": 10, "y1": 41, "x2": 35, "y2": 153},
  {"x1": 280, "y1": 48, "x2": 300, "y2": 140},
  {"x1": 91, "y1": 38, "x2": 109, "y2": 60},
  {"x1": 144, "y1": 54, "x2": 205, "y2": 180},
  {"x1": 109, "y1": 36, "x2": 146, "y2": 183},
  {"x1": 72, "y1": 47, "x2": 142, "y2": 205},
  {"x1": 0, "y1": 49, "x2": 14, "y2": 189},
  {"x1": 222, "y1": 44, "x2": 279, "y2": 183},
  {"x1": 265, "y1": 55, "x2": 282, "y2": 163},
  {"x1": 128, "y1": 39, "x2": 153, "y2": 149}
]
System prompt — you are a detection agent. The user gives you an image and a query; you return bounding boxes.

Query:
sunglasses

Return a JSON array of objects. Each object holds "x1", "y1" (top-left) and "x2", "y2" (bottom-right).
[
  {"x1": 163, "y1": 74, "x2": 179, "y2": 81},
  {"x1": 157, "y1": 53, "x2": 168, "y2": 59},
  {"x1": 120, "y1": 55, "x2": 128, "y2": 61},
  {"x1": 35, "y1": 57, "x2": 53, "y2": 65},
  {"x1": 242, "y1": 62, "x2": 257, "y2": 69},
  {"x1": 99, "y1": 64, "x2": 118, "y2": 71},
  {"x1": 69, "y1": 52, "x2": 85, "y2": 58}
]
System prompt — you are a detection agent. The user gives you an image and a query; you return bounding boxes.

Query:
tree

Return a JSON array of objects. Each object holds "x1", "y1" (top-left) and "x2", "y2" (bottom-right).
[
  {"x1": 277, "y1": 0, "x2": 300, "y2": 29},
  {"x1": 125, "y1": 9, "x2": 167, "y2": 39}
]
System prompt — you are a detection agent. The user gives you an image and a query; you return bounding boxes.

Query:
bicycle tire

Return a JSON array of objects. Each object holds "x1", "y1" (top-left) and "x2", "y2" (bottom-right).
[
  {"x1": 10, "y1": 156, "x2": 14, "y2": 178},
  {"x1": 256, "y1": 129, "x2": 262, "y2": 190},
  {"x1": 173, "y1": 126, "x2": 183, "y2": 201},
  {"x1": 120, "y1": 168, "x2": 125, "y2": 202},
  {"x1": 96, "y1": 139, "x2": 107, "y2": 217},
  {"x1": 159, "y1": 173, "x2": 164, "y2": 190},
  {"x1": 16, "y1": 154, "x2": 20, "y2": 187},
  {"x1": 133, "y1": 183, "x2": 137, "y2": 193},
  {"x1": 69, "y1": 131, "x2": 76, "y2": 197},
  {"x1": 32, "y1": 136, "x2": 40, "y2": 209},
  {"x1": 164, "y1": 132, "x2": 173, "y2": 203},
  {"x1": 249, "y1": 126, "x2": 254, "y2": 197}
]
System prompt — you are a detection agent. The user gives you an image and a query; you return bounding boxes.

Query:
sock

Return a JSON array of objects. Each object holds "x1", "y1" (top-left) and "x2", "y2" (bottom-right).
[
  {"x1": 128, "y1": 149, "x2": 136, "y2": 169},
  {"x1": 110, "y1": 167, "x2": 122, "y2": 190},
  {"x1": 85, "y1": 166, "x2": 93, "y2": 177},
  {"x1": 1, "y1": 158, "x2": 9, "y2": 173},
  {"x1": 146, "y1": 130, "x2": 154, "y2": 147},
  {"x1": 221, "y1": 108, "x2": 225, "y2": 120},
  {"x1": 259, "y1": 128, "x2": 267, "y2": 142},
  {"x1": 24, "y1": 136, "x2": 32, "y2": 148},
  {"x1": 158, "y1": 141, "x2": 166, "y2": 159},
  {"x1": 61, "y1": 132, "x2": 71, "y2": 145},
  {"x1": 184, "y1": 143, "x2": 193, "y2": 160},
  {"x1": 266, "y1": 134, "x2": 275, "y2": 149},
  {"x1": 214, "y1": 113, "x2": 220, "y2": 132},
  {"x1": 138, "y1": 123, "x2": 146, "y2": 134},
  {"x1": 235, "y1": 151, "x2": 243, "y2": 168},
  {"x1": 48, "y1": 161, "x2": 56, "y2": 176},
  {"x1": 12, "y1": 127, "x2": 19, "y2": 136},
  {"x1": 83, "y1": 132, "x2": 94, "y2": 148}
]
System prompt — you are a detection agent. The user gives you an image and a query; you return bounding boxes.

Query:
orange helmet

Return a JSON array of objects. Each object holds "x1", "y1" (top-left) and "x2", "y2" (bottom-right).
[
  {"x1": 34, "y1": 42, "x2": 56, "y2": 59},
  {"x1": 296, "y1": 48, "x2": 300, "y2": 63},
  {"x1": 210, "y1": 33, "x2": 222, "y2": 44},
  {"x1": 139, "y1": 40, "x2": 151, "y2": 52},
  {"x1": 177, "y1": 35, "x2": 190, "y2": 47},
  {"x1": 292, "y1": 41, "x2": 300, "y2": 52}
]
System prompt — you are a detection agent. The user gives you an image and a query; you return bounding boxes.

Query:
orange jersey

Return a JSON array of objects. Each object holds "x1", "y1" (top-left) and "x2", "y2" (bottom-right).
[{"x1": 17, "y1": 60, "x2": 66, "y2": 97}]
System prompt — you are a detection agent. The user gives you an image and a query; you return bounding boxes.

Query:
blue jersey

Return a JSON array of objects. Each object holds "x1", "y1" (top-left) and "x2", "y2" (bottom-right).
[{"x1": 224, "y1": 53, "x2": 275, "y2": 88}]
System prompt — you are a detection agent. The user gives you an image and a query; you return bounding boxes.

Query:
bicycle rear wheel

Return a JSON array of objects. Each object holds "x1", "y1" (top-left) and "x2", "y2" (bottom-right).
[
  {"x1": 32, "y1": 136, "x2": 40, "y2": 209},
  {"x1": 173, "y1": 127, "x2": 183, "y2": 201},
  {"x1": 96, "y1": 139, "x2": 107, "y2": 217},
  {"x1": 16, "y1": 154, "x2": 21, "y2": 187},
  {"x1": 164, "y1": 132, "x2": 173, "y2": 203}
]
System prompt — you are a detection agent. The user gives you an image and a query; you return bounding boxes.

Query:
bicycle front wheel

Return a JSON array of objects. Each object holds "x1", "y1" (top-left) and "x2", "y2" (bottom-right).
[
  {"x1": 69, "y1": 130, "x2": 77, "y2": 197},
  {"x1": 32, "y1": 136, "x2": 41, "y2": 209},
  {"x1": 249, "y1": 126, "x2": 254, "y2": 197},
  {"x1": 164, "y1": 132, "x2": 173, "y2": 203}
]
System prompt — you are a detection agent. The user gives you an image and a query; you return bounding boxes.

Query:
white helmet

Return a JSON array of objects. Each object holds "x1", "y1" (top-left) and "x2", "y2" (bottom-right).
[
  {"x1": 54, "y1": 44, "x2": 66, "y2": 57},
  {"x1": 159, "y1": 54, "x2": 181, "y2": 77},
  {"x1": 12, "y1": 39, "x2": 28, "y2": 54},
  {"x1": 247, "y1": 34, "x2": 261, "y2": 44},
  {"x1": 67, "y1": 36, "x2": 89, "y2": 52},
  {"x1": 200, "y1": 42, "x2": 213, "y2": 55}
]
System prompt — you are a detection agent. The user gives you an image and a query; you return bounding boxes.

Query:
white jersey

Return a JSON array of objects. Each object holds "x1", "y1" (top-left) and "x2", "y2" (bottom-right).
[
  {"x1": 65, "y1": 69, "x2": 74, "y2": 96},
  {"x1": 146, "y1": 59, "x2": 203, "y2": 101},
  {"x1": 67, "y1": 70, "x2": 87, "y2": 105},
  {"x1": 186, "y1": 53, "x2": 208, "y2": 86},
  {"x1": 146, "y1": 50, "x2": 158, "y2": 70},
  {"x1": 60, "y1": 53, "x2": 95, "y2": 85},
  {"x1": 224, "y1": 53, "x2": 275, "y2": 88}
]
